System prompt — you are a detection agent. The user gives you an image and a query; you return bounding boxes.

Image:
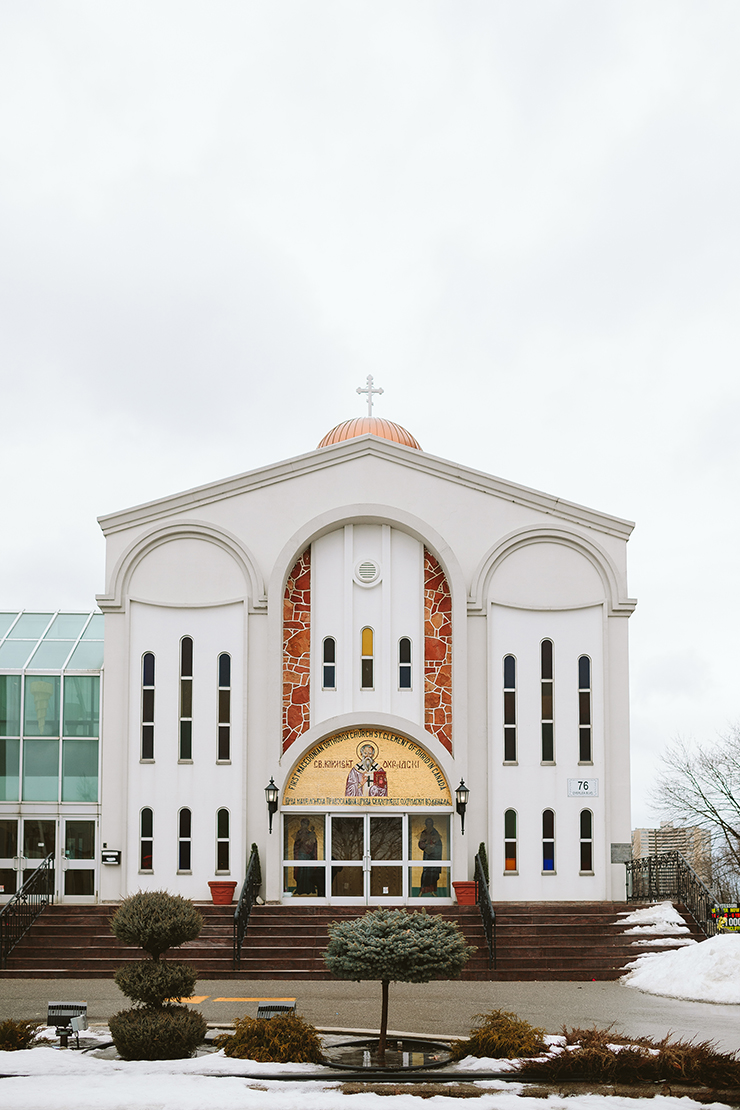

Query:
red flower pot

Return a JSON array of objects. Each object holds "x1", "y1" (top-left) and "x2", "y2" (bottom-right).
[
  {"x1": 208, "y1": 880, "x2": 237, "y2": 905},
  {"x1": 452, "y1": 881, "x2": 478, "y2": 905}
]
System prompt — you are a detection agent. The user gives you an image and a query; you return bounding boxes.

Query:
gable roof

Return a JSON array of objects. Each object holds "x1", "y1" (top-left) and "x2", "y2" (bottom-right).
[{"x1": 97, "y1": 433, "x2": 634, "y2": 540}]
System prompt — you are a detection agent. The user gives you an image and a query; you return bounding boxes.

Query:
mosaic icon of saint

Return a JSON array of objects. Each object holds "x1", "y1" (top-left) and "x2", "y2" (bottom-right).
[{"x1": 345, "y1": 742, "x2": 388, "y2": 797}]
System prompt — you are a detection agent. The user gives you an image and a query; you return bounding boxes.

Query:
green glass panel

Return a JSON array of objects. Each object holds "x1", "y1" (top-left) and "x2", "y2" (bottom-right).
[
  {"x1": 10, "y1": 614, "x2": 52, "y2": 639},
  {"x1": 65, "y1": 641, "x2": 104, "y2": 670},
  {"x1": 23, "y1": 819, "x2": 55, "y2": 858},
  {"x1": 63, "y1": 676, "x2": 100, "y2": 737},
  {"x1": 62, "y1": 740, "x2": 99, "y2": 802},
  {"x1": 27, "y1": 640, "x2": 75, "y2": 668},
  {"x1": 64, "y1": 820, "x2": 95, "y2": 859},
  {"x1": 24, "y1": 676, "x2": 60, "y2": 736},
  {"x1": 22, "y1": 739, "x2": 59, "y2": 800},
  {"x1": 0, "y1": 739, "x2": 20, "y2": 800},
  {"x1": 46, "y1": 614, "x2": 88, "y2": 639},
  {"x1": 0, "y1": 614, "x2": 19, "y2": 638},
  {"x1": 0, "y1": 641, "x2": 35, "y2": 667},
  {"x1": 81, "y1": 614, "x2": 104, "y2": 640},
  {"x1": 0, "y1": 676, "x2": 21, "y2": 736}
]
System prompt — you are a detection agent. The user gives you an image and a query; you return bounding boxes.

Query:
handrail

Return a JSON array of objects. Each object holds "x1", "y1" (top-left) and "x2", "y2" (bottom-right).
[
  {"x1": 474, "y1": 852, "x2": 496, "y2": 968},
  {"x1": 625, "y1": 850, "x2": 717, "y2": 936},
  {"x1": 233, "y1": 844, "x2": 261, "y2": 968},
  {"x1": 0, "y1": 852, "x2": 55, "y2": 968}
]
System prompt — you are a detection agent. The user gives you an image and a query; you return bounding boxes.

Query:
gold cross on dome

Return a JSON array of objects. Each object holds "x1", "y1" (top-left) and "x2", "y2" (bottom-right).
[{"x1": 356, "y1": 375, "x2": 384, "y2": 416}]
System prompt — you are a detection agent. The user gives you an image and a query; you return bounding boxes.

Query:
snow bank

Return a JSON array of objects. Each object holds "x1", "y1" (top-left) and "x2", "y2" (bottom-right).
[
  {"x1": 622, "y1": 933, "x2": 740, "y2": 1003},
  {"x1": 615, "y1": 902, "x2": 690, "y2": 934}
]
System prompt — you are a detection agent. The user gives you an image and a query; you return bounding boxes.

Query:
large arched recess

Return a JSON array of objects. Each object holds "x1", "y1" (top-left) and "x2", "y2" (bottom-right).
[
  {"x1": 96, "y1": 519, "x2": 266, "y2": 613},
  {"x1": 469, "y1": 525, "x2": 636, "y2": 616},
  {"x1": 267, "y1": 504, "x2": 467, "y2": 757}
]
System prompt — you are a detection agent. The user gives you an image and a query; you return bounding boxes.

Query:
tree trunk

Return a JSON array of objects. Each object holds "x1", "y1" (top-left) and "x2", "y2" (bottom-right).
[{"x1": 378, "y1": 978, "x2": 389, "y2": 1060}]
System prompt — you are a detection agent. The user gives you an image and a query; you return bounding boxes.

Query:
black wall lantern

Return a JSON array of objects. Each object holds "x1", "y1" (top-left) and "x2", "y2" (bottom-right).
[
  {"x1": 265, "y1": 777, "x2": 279, "y2": 834},
  {"x1": 455, "y1": 779, "x2": 470, "y2": 835}
]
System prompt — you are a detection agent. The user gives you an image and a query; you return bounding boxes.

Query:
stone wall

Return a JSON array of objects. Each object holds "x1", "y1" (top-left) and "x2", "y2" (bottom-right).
[
  {"x1": 424, "y1": 548, "x2": 452, "y2": 753},
  {"x1": 283, "y1": 547, "x2": 311, "y2": 751}
]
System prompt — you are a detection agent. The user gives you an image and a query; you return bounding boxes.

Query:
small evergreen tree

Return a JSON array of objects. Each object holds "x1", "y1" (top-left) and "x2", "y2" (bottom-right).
[
  {"x1": 477, "y1": 843, "x2": 490, "y2": 887},
  {"x1": 324, "y1": 908, "x2": 474, "y2": 1057},
  {"x1": 109, "y1": 891, "x2": 207, "y2": 1060}
]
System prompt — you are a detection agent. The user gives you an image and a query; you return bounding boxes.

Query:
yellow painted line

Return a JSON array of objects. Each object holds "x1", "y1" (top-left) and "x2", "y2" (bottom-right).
[
  {"x1": 181, "y1": 996, "x2": 209, "y2": 1003},
  {"x1": 213, "y1": 997, "x2": 297, "y2": 1002}
]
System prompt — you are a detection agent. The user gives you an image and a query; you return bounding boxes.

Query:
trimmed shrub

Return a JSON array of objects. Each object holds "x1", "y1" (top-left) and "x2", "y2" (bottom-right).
[
  {"x1": 0, "y1": 1019, "x2": 42, "y2": 1051},
  {"x1": 477, "y1": 843, "x2": 490, "y2": 887},
  {"x1": 109, "y1": 1006, "x2": 207, "y2": 1061},
  {"x1": 249, "y1": 843, "x2": 262, "y2": 891},
  {"x1": 114, "y1": 960, "x2": 197, "y2": 1008},
  {"x1": 111, "y1": 891, "x2": 202, "y2": 959},
  {"x1": 450, "y1": 1010, "x2": 547, "y2": 1060},
  {"x1": 215, "y1": 1014, "x2": 324, "y2": 1063}
]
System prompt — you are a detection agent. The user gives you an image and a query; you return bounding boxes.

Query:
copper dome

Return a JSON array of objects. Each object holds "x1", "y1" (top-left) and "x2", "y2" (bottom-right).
[{"x1": 318, "y1": 417, "x2": 422, "y2": 451}]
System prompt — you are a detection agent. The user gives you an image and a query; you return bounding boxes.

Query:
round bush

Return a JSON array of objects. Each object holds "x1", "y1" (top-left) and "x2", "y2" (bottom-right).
[
  {"x1": 450, "y1": 1010, "x2": 547, "y2": 1060},
  {"x1": 109, "y1": 1006, "x2": 207, "y2": 1060},
  {"x1": 114, "y1": 960, "x2": 197, "y2": 1008},
  {"x1": 0, "y1": 1019, "x2": 42, "y2": 1051},
  {"x1": 111, "y1": 891, "x2": 202, "y2": 959},
  {"x1": 215, "y1": 1014, "x2": 324, "y2": 1063}
]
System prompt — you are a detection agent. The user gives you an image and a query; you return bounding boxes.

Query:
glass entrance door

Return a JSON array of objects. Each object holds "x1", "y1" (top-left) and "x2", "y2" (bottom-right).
[
  {"x1": 22, "y1": 818, "x2": 56, "y2": 889},
  {"x1": 61, "y1": 819, "x2": 96, "y2": 901},
  {"x1": 0, "y1": 819, "x2": 20, "y2": 901},
  {"x1": 329, "y1": 815, "x2": 404, "y2": 904}
]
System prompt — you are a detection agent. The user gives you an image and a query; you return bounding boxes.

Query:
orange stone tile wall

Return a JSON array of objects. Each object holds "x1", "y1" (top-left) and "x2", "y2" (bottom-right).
[
  {"x1": 424, "y1": 548, "x2": 452, "y2": 753},
  {"x1": 282, "y1": 547, "x2": 311, "y2": 752}
]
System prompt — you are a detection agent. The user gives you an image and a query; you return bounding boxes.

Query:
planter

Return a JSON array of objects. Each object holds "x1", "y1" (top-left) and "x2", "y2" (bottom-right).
[
  {"x1": 452, "y1": 880, "x2": 478, "y2": 905},
  {"x1": 208, "y1": 880, "x2": 237, "y2": 905}
]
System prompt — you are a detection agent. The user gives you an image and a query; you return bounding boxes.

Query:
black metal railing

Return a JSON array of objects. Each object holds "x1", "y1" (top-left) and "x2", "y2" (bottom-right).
[
  {"x1": 233, "y1": 844, "x2": 261, "y2": 968},
  {"x1": 0, "y1": 852, "x2": 55, "y2": 968},
  {"x1": 625, "y1": 850, "x2": 717, "y2": 936},
  {"x1": 474, "y1": 852, "x2": 497, "y2": 968}
]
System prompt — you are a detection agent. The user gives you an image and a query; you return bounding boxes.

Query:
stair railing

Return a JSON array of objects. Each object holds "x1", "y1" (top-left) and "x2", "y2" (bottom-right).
[
  {"x1": 625, "y1": 850, "x2": 717, "y2": 936},
  {"x1": 233, "y1": 844, "x2": 261, "y2": 968},
  {"x1": 474, "y1": 851, "x2": 497, "y2": 968},
  {"x1": 0, "y1": 852, "x2": 55, "y2": 968}
]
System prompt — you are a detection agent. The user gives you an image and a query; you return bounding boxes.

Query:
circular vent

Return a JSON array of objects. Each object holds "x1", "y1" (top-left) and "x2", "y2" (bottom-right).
[{"x1": 354, "y1": 559, "x2": 381, "y2": 586}]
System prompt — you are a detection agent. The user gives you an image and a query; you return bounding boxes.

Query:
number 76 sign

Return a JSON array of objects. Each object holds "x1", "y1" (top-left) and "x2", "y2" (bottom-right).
[{"x1": 567, "y1": 778, "x2": 599, "y2": 797}]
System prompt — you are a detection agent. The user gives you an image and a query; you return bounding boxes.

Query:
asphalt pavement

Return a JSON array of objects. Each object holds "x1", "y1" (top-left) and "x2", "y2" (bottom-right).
[{"x1": 1, "y1": 977, "x2": 738, "y2": 1054}]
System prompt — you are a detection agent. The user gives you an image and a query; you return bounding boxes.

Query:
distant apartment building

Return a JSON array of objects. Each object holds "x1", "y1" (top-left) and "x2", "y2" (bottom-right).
[{"x1": 632, "y1": 822, "x2": 712, "y2": 884}]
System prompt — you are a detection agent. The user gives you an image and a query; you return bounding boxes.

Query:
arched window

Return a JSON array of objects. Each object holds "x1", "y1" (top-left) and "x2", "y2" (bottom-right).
[
  {"x1": 140, "y1": 807, "x2": 153, "y2": 871},
  {"x1": 217, "y1": 653, "x2": 231, "y2": 761},
  {"x1": 216, "y1": 808, "x2": 230, "y2": 873},
  {"x1": 578, "y1": 656, "x2": 592, "y2": 763},
  {"x1": 179, "y1": 637, "x2": 193, "y2": 761},
  {"x1": 580, "y1": 809, "x2": 593, "y2": 872},
  {"x1": 504, "y1": 809, "x2": 517, "y2": 872},
  {"x1": 541, "y1": 640, "x2": 554, "y2": 762},
  {"x1": 178, "y1": 808, "x2": 192, "y2": 871},
  {"x1": 542, "y1": 809, "x2": 555, "y2": 872},
  {"x1": 398, "y1": 638, "x2": 412, "y2": 689},
  {"x1": 322, "y1": 638, "x2": 336, "y2": 690},
  {"x1": 503, "y1": 655, "x2": 516, "y2": 762},
  {"x1": 141, "y1": 653, "x2": 155, "y2": 760},
  {"x1": 361, "y1": 628, "x2": 374, "y2": 689}
]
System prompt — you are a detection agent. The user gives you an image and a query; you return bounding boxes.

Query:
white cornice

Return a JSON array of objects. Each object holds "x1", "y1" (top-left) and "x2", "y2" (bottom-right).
[{"x1": 97, "y1": 435, "x2": 635, "y2": 540}]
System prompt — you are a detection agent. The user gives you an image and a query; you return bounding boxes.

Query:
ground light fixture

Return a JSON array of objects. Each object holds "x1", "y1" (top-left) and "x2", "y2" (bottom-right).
[
  {"x1": 455, "y1": 779, "x2": 469, "y2": 835},
  {"x1": 265, "y1": 777, "x2": 279, "y2": 833}
]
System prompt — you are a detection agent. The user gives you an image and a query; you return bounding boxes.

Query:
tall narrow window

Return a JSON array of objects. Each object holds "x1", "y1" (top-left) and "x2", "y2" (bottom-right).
[
  {"x1": 178, "y1": 808, "x2": 192, "y2": 871},
  {"x1": 503, "y1": 655, "x2": 516, "y2": 762},
  {"x1": 542, "y1": 809, "x2": 555, "y2": 872},
  {"x1": 322, "y1": 638, "x2": 336, "y2": 690},
  {"x1": 216, "y1": 808, "x2": 230, "y2": 872},
  {"x1": 141, "y1": 653, "x2": 155, "y2": 760},
  {"x1": 398, "y1": 638, "x2": 412, "y2": 689},
  {"x1": 580, "y1": 809, "x2": 593, "y2": 872},
  {"x1": 217, "y1": 653, "x2": 231, "y2": 761},
  {"x1": 179, "y1": 637, "x2": 193, "y2": 760},
  {"x1": 140, "y1": 808, "x2": 153, "y2": 871},
  {"x1": 541, "y1": 639, "x2": 554, "y2": 762},
  {"x1": 504, "y1": 809, "x2": 517, "y2": 872},
  {"x1": 578, "y1": 656, "x2": 592, "y2": 762},
  {"x1": 361, "y1": 628, "x2": 374, "y2": 689}
]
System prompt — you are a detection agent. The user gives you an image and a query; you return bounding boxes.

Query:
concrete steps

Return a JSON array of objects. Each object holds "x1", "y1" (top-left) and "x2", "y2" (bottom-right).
[{"x1": 0, "y1": 900, "x2": 703, "y2": 981}]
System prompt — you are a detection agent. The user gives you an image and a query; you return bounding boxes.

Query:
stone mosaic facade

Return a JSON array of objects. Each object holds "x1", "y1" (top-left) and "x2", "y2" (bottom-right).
[
  {"x1": 283, "y1": 547, "x2": 311, "y2": 751},
  {"x1": 424, "y1": 548, "x2": 452, "y2": 753}
]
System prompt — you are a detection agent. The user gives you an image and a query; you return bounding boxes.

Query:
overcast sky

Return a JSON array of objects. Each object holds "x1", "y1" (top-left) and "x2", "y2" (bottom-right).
[{"x1": 2, "y1": 2, "x2": 739, "y2": 826}]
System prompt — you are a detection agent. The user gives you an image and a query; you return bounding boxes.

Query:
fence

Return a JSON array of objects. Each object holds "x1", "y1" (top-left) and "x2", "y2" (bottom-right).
[
  {"x1": 0, "y1": 852, "x2": 55, "y2": 968},
  {"x1": 625, "y1": 850, "x2": 717, "y2": 936}
]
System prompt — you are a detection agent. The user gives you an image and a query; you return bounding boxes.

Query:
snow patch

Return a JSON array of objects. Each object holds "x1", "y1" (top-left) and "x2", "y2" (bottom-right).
[{"x1": 622, "y1": 933, "x2": 740, "y2": 1003}]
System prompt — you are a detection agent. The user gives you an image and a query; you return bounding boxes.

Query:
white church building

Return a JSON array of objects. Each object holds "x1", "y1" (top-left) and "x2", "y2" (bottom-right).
[{"x1": 1, "y1": 385, "x2": 636, "y2": 905}]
